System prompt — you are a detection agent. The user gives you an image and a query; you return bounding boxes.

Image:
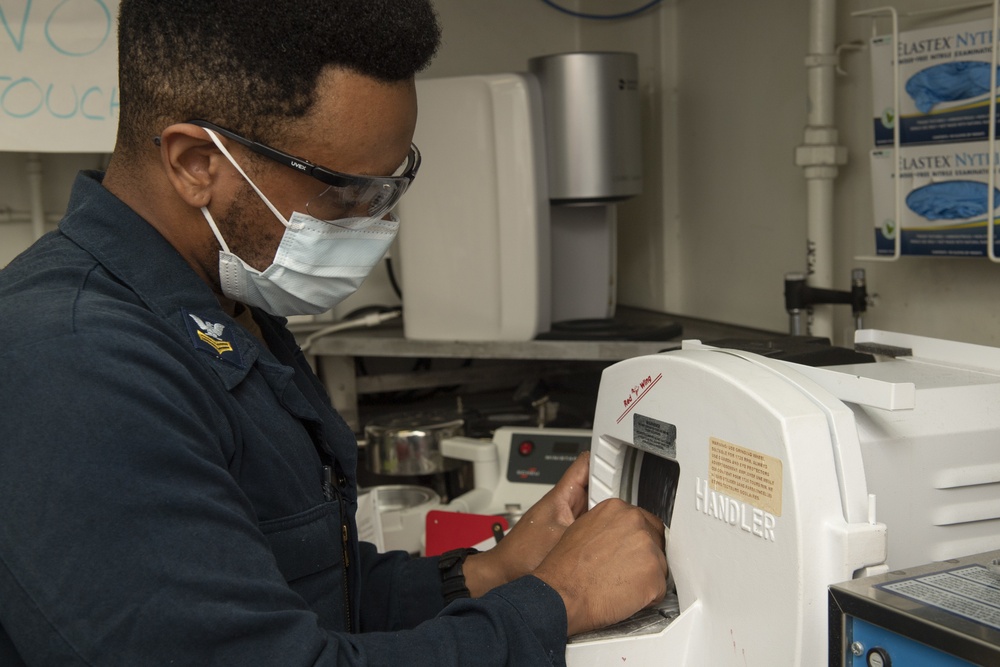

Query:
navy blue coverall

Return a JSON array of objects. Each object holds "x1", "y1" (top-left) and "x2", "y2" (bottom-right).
[{"x1": 0, "y1": 172, "x2": 567, "y2": 666}]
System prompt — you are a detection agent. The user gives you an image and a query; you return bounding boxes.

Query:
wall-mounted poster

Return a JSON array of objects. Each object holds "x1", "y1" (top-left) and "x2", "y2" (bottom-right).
[{"x1": 1, "y1": 0, "x2": 119, "y2": 152}]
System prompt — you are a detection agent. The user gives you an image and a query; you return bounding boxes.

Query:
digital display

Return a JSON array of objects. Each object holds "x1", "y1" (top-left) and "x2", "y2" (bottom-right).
[{"x1": 552, "y1": 441, "x2": 580, "y2": 455}]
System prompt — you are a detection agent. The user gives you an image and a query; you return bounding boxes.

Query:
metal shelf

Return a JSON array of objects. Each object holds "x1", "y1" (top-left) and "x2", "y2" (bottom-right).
[{"x1": 297, "y1": 308, "x2": 778, "y2": 432}]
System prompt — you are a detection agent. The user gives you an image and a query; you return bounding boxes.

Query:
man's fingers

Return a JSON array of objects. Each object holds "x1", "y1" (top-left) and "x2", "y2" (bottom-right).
[
  {"x1": 555, "y1": 450, "x2": 590, "y2": 491},
  {"x1": 637, "y1": 505, "x2": 666, "y2": 548},
  {"x1": 549, "y1": 451, "x2": 590, "y2": 518}
]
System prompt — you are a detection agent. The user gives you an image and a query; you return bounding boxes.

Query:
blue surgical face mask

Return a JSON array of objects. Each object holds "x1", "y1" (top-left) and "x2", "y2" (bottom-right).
[{"x1": 200, "y1": 129, "x2": 398, "y2": 317}]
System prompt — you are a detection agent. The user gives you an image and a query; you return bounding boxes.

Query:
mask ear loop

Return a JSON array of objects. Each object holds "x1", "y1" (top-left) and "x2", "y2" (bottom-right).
[
  {"x1": 201, "y1": 127, "x2": 291, "y2": 227},
  {"x1": 200, "y1": 206, "x2": 233, "y2": 255}
]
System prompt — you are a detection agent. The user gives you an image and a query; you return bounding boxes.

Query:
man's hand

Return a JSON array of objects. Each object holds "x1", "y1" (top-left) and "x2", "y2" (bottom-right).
[
  {"x1": 461, "y1": 451, "x2": 668, "y2": 637},
  {"x1": 463, "y1": 451, "x2": 591, "y2": 596},
  {"x1": 533, "y1": 498, "x2": 667, "y2": 636}
]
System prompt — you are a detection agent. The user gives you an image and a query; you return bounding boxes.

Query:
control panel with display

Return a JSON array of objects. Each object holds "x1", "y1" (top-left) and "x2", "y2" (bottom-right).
[{"x1": 506, "y1": 431, "x2": 592, "y2": 485}]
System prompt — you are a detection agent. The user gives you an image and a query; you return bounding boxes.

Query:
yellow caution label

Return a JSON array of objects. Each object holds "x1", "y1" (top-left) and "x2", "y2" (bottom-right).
[{"x1": 708, "y1": 437, "x2": 783, "y2": 517}]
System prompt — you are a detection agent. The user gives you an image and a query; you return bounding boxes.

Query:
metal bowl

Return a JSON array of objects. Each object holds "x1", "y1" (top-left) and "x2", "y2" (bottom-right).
[{"x1": 364, "y1": 412, "x2": 465, "y2": 476}]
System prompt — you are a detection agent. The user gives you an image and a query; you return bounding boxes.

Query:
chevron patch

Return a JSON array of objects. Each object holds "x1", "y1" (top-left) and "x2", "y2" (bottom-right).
[{"x1": 183, "y1": 309, "x2": 243, "y2": 367}]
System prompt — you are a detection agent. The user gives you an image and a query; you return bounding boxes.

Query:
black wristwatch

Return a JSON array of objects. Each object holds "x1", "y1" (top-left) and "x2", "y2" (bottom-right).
[{"x1": 438, "y1": 547, "x2": 478, "y2": 604}]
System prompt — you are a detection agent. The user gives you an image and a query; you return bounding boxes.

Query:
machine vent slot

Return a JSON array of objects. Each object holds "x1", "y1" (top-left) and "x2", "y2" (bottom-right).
[
  {"x1": 589, "y1": 435, "x2": 627, "y2": 508},
  {"x1": 929, "y1": 525, "x2": 1000, "y2": 563},
  {"x1": 930, "y1": 486, "x2": 1000, "y2": 527},
  {"x1": 934, "y1": 464, "x2": 1000, "y2": 490}
]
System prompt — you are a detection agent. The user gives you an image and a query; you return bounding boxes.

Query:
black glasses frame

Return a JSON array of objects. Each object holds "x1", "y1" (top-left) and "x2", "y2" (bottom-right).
[{"x1": 185, "y1": 119, "x2": 420, "y2": 191}]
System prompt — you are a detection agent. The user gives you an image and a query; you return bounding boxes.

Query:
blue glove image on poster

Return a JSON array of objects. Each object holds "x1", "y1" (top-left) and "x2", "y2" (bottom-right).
[
  {"x1": 907, "y1": 180, "x2": 1000, "y2": 220},
  {"x1": 906, "y1": 61, "x2": 1000, "y2": 113}
]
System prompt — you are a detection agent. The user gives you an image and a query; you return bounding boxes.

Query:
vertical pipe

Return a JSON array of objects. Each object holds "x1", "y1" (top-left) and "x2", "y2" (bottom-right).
[
  {"x1": 25, "y1": 153, "x2": 47, "y2": 241},
  {"x1": 808, "y1": 0, "x2": 837, "y2": 128},
  {"x1": 807, "y1": 175, "x2": 836, "y2": 311},
  {"x1": 801, "y1": 0, "x2": 841, "y2": 339}
]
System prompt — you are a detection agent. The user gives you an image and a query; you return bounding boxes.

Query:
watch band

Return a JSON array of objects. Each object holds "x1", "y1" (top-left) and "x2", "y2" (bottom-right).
[{"x1": 438, "y1": 547, "x2": 478, "y2": 604}]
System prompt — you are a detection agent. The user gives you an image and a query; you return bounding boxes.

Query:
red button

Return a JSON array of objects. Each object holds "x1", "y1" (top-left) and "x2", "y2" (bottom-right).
[{"x1": 518, "y1": 441, "x2": 534, "y2": 456}]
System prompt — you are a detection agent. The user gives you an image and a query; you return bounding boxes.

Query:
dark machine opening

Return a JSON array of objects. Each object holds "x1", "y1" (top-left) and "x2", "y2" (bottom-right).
[{"x1": 630, "y1": 449, "x2": 680, "y2": 529}]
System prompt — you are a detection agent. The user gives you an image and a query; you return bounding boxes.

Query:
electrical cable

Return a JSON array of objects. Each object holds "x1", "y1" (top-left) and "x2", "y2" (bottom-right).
[
  {"x1": 299, "y1": 309, "x2": 402, "y2": 353},
  {"x1": 540, "y1": 0, "x2": 664, "y2": 20}
]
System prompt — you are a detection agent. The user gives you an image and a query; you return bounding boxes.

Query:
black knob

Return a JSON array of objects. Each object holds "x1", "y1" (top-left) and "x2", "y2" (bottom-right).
[{"x1": 866, "y1": 647, "x2": 891, "y2": 667}]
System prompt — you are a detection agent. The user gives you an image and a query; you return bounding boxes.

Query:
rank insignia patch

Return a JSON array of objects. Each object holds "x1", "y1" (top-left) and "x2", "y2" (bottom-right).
[{"x1": 183, "y1": 309, "x2": 243, "y2": 367}]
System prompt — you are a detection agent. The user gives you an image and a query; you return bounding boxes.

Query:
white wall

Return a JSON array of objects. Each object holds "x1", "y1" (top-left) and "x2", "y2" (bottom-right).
[
  {"x1": 0, "y1": 153, "x2": 108, "y2": 266},
  {"x1": 424, "y1": 0, "x2": 580, "y2": 76},
  {"x1": 4, "y1": 0, "x2": 1000, "y2": 347},
  {"x1": 638, "y1": 0, "x2": 1000, "y2": 347}
]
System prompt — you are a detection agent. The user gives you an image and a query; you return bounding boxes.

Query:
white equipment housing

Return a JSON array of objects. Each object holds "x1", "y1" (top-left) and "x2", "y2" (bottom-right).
[
  {"x1": 397, "y1": 65, "x2": 636, "y2": 341},
  {"x1": 359, "y1": 428, "x2": 592, "y2": 555},
  {"x1": 567, "y1": 330, "x2": 1000, "y2": 665},
  {"x1": 396, "y1": 74, "x2": 551, "y2": 342},
  {"x1": 443, "y1": 426, "x2": 592, "y2": 519}
]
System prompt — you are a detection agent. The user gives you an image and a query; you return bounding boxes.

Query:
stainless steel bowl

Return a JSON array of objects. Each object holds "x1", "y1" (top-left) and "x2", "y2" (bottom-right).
[{"x1": 364, "y1": 412, "x2": 465, "y2": 476}]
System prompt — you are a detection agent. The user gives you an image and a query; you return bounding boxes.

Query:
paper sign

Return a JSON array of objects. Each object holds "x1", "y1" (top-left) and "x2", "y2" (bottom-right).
[{"x1": 0, "y1": 0, "x2": 120, "y2": 152}]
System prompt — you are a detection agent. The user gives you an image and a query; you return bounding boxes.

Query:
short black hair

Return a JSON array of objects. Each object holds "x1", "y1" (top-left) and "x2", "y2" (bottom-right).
[{"x1": 114, "y1": 0, "x2": 440, "y2": 159}]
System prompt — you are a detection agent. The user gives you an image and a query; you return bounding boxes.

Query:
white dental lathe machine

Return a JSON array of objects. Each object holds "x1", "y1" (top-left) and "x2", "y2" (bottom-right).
[{"x1": 563, "y1": 330, "x2": 1000, "y2": 665}]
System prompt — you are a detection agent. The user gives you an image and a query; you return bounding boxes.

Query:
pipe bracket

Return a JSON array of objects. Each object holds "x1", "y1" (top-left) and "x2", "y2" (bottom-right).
[{"x1": 804, "y1": 53, "x2": 839, "y2": 68}]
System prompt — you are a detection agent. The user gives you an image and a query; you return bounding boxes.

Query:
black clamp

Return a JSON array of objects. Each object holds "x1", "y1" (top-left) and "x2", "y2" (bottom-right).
[{"x1": 438, "y1": 547, "x2": 478, "y2": 604}]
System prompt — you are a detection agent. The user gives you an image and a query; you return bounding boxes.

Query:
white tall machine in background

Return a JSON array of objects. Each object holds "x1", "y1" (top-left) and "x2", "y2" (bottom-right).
[
  {"x1": 565, "y1": 330, "x2": 1000, "y2": 665},
  {"x1": 397, "y1": 52, "x2": 642, "y2": 341}
]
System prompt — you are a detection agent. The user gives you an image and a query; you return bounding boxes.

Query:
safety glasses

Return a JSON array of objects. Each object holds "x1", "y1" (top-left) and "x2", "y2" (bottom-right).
[{"x1": 187, "y1": 120, "x2": 419, "y2": 228}]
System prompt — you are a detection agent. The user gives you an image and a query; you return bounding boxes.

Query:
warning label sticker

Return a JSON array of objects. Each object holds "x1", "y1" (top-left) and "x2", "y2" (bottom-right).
[
  {"x1": 880, "y1": 566, "x2": 1000, "y2": 631},
  {"x1": 708, "y1": 437, "x2": 783, "y2": 517},
  {"x1": 633, "y1": 414, "x2": 676, "y2": 459}
]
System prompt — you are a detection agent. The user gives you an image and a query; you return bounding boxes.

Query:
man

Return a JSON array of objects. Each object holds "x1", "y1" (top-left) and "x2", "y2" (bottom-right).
[{"x1": 0, "y1": 1, "x2": 667, "y2": 665}]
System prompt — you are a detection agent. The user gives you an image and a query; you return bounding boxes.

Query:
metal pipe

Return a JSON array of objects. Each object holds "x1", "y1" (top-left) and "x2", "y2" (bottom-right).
[
  {"x1": 789, "y1": 310, "x2": 805, "y2": 337},
  {"x1": 796, "y1": 0, "x2": 846, "y2": 339},
  {"x1": 25, "y1": 153, "x2": 47, "y2": 240},
  {"x1": 808, "y1": 0, "x2": 837, "y2": 128}
]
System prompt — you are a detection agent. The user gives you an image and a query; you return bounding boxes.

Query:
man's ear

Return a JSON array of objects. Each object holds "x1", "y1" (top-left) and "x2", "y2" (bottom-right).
[{"x1": 156, "y1": 123, "x2": 229, "y2": 209}]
